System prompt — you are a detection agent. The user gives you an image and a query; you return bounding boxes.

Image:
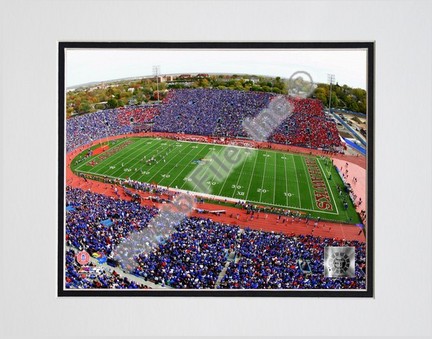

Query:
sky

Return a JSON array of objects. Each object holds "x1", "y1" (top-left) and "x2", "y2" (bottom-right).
[{"x1": 66, "y1": 49, "x2": 367, "y2": 89}]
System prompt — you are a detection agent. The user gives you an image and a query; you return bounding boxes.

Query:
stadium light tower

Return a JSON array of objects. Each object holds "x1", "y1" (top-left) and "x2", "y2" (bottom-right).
[
  {"x1": 327, "y1": 74, "x2": 335, "y2": 114},
  {"x1": 153, "y1": 65, "x2": 160, "y2": 103}
]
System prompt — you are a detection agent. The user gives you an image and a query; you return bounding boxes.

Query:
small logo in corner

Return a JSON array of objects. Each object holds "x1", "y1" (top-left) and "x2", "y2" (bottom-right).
[{"x1": 324, "y1": 246, "x2": 355, "y2": 278}]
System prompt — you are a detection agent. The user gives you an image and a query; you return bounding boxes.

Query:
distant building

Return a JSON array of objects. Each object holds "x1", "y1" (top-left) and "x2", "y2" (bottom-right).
[{"x1": 153, "y1": 75, "x2": 174, "y2": 83}]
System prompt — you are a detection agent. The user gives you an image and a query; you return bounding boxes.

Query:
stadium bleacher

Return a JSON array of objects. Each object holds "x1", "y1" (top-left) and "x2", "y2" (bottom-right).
[
  {"x1": 66, "y1": 187, "x2": 366, "y2": 289},
  {"x1": 66, "y1": 89, "x2": 342, "y2": 153}
]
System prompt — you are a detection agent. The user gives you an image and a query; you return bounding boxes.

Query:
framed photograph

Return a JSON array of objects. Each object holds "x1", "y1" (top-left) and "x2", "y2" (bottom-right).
[{"x1": 59, "y1": 42, "x2": 374, "y2": 296}]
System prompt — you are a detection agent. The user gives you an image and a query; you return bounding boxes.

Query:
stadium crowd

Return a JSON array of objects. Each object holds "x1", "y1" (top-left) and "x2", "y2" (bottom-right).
[
  {"x1": 219, "y1": 230, "x2": 366, "y2": 289},
  {"x1": 117, "y1": 105, "x2": 157, "y2": 132},
  {"x1": 153, "y1": 89, "x2": 274, "y2": 137},
  {"x1": 65, "y1": 249, "x2": 150, "y2": 289},
  {"x1": 65, "y1": 187, "x2": 366, "y2": 289},
  {"x1": 65, "y1": 186, "x2": 158, "y2": 255},
  {"x1": 152, "y1": 89, "x2": 342, "y2": 150},
  {"x1": 131, "y1": 218, "x2": 240, "y2": 288},
  {"x1": 67, "y1": 109, "x2": 127, "y2": 152},
  {"x1": 270, "y1": 113, "x2": 341, "y2": 150},
  {"x1": 66, "y1": 89, "x2": 342, "y2": 153},
  {"x1": 66, "y1": 106, "x2": 155, "y2": 152}
]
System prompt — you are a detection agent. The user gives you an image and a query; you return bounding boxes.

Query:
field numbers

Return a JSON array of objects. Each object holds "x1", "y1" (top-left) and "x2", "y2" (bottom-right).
[
  {"x1": 161, "y1": 174, "x2": 171, "y2": 178},
  {"x1": 284, "y1": 192, "x2": 294, "y2": 197},
  {"x1": 231, "y1": 185, "x2": 242, "y2": 189},
  {"x1": 237, "y1": 191, "x2": 245, "y2": 196},
  {"x1": 257, "y1": 188, "x2": 267, "y2": 193}
]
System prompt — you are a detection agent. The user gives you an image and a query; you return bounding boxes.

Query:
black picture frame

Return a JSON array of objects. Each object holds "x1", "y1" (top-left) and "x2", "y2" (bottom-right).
[{"x1": 58, "y1": 42, "x2": 374, "y2": 297}]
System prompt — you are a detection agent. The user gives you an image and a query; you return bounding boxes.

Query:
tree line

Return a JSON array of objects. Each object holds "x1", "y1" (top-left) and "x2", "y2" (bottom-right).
[
  {"x1": 313, "y1": 83, "x2": 366, "y2": 114},
  {"x1": 66, "y1": 74, "x2": 366, "y2": 117}
]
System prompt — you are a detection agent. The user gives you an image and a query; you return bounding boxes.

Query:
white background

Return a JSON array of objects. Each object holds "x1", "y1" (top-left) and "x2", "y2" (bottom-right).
[{"x1": 1, "y1": 0, "x2": 431, "y2": 337}]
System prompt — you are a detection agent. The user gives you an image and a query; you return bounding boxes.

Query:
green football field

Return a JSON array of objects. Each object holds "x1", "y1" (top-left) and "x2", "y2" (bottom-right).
[{"x1": 71, "y1": 137, "x2": 361, "y2": 224}]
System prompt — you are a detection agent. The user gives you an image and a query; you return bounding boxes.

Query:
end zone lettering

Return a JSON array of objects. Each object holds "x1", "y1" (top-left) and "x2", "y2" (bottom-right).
[{"x1": 304, "y1": 158, "x2": 333, "y2": 211}]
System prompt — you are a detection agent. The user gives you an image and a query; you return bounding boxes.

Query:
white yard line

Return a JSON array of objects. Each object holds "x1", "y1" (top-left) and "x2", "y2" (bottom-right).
[
  {"x1": 216, "y1": 172, "x2": 232, "y2": 197},
  {"x1": 74, "y1": 170, "x2": 339, "y2": 216},
  {"x1": 109, "y1": 139, "x2": 166, "y2": 178},
  {"x1": 227, "y1": 149, "x2": 250, "y2": 198},
  {"x1": 162, "y1": 144, "x2": 207, "y2": 187},
  {"x1": 133, "y1": 142, "x2": 176, "y2": 181},
  {"x1": 245, "y1": 153, "x2": 258, "y2": 198},
  {"x1": 300, "y1": 156, "x2": 316, "y2": 210},
  {"x1": 259, "y1": 153, "x2": 268, "y2": 202},
  {"x1": 190, "y1": 148, "x2": 221, "y2": 192},
  {"x1": 176, "y1": 139, "x2": 256, "y2": 150},
  {"x1": 170, "y1": 145, "x2": 209, "y2": 188},
  {"x1": 317, "y1": 159, "x2": 339, "y2": 215},
  {"x1": 131, "y1": 142, "x2": 175, "y2": 176},
  {"x1": 291, "y1": 155, "x2": 302, "y2": 208},
  {"x1": 203, "y1": 147, "x2": 236, "y2": 194},
  {"x1": 80, "y1": 138, "x2": 145, "y2": 172},
  {"x1": 74, "y1": 138, "x2": 132, "y2": 171},
  {"x1": 244, "y1": 199, "x2": 338, "y2": 215},
  {"x1": 144, "y1": 142, "x2": 188, "y2": 183},
  {"x1": 283, "y1": 157, "x2": 289, "y2": 207},
  {"x1": 90, "y1": 138, "x2": 158, "y2": 175}
]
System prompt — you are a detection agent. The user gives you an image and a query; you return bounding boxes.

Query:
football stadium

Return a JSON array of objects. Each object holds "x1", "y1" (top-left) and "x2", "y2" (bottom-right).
[{"x1": 64, "y1": 81, "x2": 368, "y2": 291}]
